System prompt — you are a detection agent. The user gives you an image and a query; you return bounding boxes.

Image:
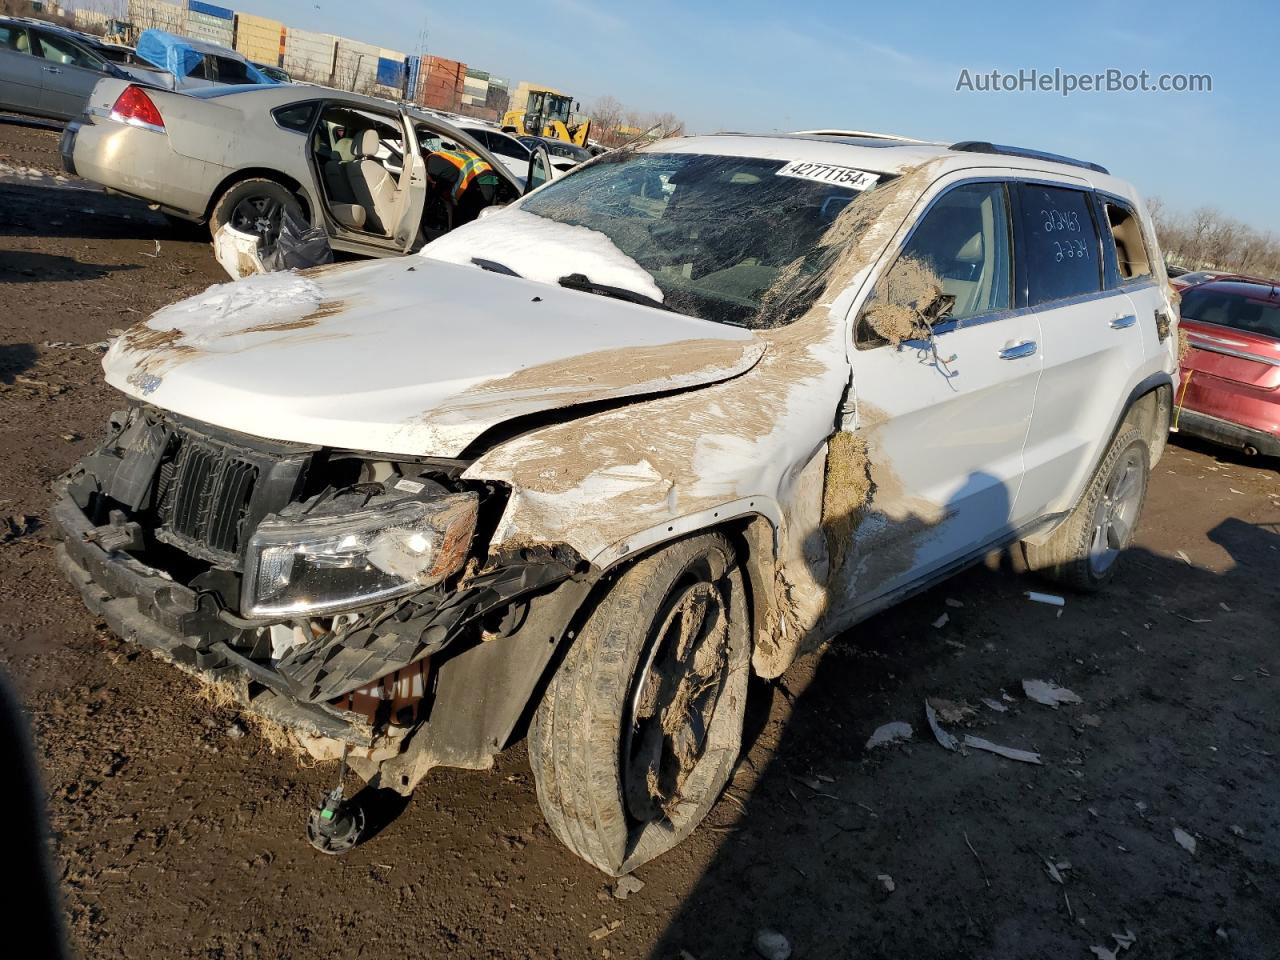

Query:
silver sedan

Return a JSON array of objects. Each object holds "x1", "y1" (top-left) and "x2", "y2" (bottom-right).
[{"x1": 62, "y1": 78, "x2": 556, "y2": 256}]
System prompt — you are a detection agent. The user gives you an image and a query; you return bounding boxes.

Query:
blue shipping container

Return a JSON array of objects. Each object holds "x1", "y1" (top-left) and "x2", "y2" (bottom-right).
[
  {"x1": 405, "y1": 56, "x2": 421, "y2": 99},
  {"x1": 187, "y1": 0, "x2": 233, "y2": 20},
  {"x1": 376, "y1": 56, "x2": 405, "y2": 88}
]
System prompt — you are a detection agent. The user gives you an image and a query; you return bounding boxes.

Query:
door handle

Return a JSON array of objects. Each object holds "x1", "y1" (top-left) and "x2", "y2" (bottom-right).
[
  {"x1": 1110, "y1": 314, "x2": 1137, "y2": 329},
  {"x1": 998, "y1": 340, "x2": 1037, "y2": 360},
  {"x1": 44, "y1": 66, "x2": 62, "y2": 74}
]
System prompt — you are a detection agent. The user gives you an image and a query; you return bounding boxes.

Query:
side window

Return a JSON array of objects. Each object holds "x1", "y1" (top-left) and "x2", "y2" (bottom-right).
[
  {"x1": 274, "y1": 102, "x2": 317, "y2": 133},
  {"x1": 1102, "y1": 200, "x2": 1152, "y2": 281},
  {"x1": 1015, "y1": 184, "x2": 1102, "y2": 304},
  {"x1": 488, "y1": 134, "x2": 530, "y2": 160},
  {"x1": 33, "y1": 32, "x2": 104, "y2": 70},
  {"x1": 1, "y1": 25, "x2": 32, "y2": 53},
  {"x1": 213, "y1": 56, "x2": 252, "y2": 84},
  {"x1": 858, "y1": 181, "x2": 1012, "y2": 345},
  {"x1": 186, "y1": 56, "x2": 208, "y2": 79}
]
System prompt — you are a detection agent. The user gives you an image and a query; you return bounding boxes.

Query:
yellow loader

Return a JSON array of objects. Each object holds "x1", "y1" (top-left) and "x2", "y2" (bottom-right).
[{"x1": 502, "y1": 89, "x2": 592, "y2": 147}]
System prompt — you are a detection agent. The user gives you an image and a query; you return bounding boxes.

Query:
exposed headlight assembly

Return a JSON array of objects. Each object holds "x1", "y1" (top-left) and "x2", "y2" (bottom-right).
[{"x1": 242, "y1": 493, "x2": 478, "y2": 618}]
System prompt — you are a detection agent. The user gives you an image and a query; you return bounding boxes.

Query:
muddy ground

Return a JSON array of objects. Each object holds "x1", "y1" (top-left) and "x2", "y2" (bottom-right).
[{"x1": 2, "y1": 116, "x2": 1278, "y2": 960}]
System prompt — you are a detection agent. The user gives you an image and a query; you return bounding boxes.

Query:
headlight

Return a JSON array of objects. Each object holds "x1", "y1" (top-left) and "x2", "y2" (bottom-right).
[{"x1": 242, "y1": 493, "x2": 478, "y2": 618}]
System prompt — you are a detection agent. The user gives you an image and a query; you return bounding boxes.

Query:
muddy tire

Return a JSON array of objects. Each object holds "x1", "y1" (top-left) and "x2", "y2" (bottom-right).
[
  {"x1": 528, "y1": 533, "x2": 751, "y2": 876},
  {"x1": 1022, "y1": 427, "x2": 1150, "y2": 591},
  {"x1": 208, "y1": 178, "x2": 303, "y2": 243}
]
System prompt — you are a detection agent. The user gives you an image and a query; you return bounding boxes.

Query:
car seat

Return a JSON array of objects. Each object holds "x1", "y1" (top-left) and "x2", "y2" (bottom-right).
[{"x1": 346, "y1": 129, "x2": 399, "y2": 236}]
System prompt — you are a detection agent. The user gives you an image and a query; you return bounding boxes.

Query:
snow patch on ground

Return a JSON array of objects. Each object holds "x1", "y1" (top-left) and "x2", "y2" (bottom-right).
[{"x1": 419, "y1": 207, "x2": 664, "y2": 303}]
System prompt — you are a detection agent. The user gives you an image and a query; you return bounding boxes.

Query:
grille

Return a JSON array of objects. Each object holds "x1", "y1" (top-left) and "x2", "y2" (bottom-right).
[
  {"x1": 159, "y1": 437, "x2": 260, "y2": 556},
  {"x1": 146, "y1": 422, "x2": 312, "y2": 567}
]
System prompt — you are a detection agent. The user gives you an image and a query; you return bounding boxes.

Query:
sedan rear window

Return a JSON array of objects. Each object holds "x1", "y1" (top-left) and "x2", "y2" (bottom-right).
[
  {"x1": 519, "y1": 151, "x2": 877, "y2": 328},
  {"x1": 1180, "y1": 287, "x2": 1280, "y2": 339}
]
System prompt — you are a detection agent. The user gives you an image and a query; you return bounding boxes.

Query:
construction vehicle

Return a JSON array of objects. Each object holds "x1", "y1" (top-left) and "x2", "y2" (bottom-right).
[{"x1": 502, "y1": 87, "x2": 591, "y2": 147}]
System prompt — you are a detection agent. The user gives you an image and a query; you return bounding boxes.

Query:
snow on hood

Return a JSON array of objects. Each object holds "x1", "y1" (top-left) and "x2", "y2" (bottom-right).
[
  {"x1": 419, "y1": 207, "x2": 664, "y2": 303},
  {"x1": 103, "y1": 258, "x2": 764, "y2": 457}
]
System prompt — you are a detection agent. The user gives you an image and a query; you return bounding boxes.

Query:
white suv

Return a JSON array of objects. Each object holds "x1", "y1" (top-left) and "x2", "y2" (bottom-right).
[{"x1": 54, "y1": 132, "x2": 1178, "y2": 874}]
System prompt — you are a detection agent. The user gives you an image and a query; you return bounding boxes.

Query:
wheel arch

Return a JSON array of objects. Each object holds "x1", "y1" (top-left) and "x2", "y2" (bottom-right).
[{"x1": 203, "y1": 167, "x2": 315, "y2": 224}]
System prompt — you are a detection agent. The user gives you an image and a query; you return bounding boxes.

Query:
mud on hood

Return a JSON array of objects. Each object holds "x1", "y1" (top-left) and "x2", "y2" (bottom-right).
[{"x1": 102, "y1": 259, "x2": 765, "y2": 457}]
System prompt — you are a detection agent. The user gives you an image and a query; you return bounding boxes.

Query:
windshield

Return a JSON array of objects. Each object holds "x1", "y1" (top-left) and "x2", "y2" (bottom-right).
[
  {"x1": 518, "y1": 151, "x2": 877, "y2": 327},
  {"x1": 1181, "y1": 286, "x2": 1280, "y2": 339}
]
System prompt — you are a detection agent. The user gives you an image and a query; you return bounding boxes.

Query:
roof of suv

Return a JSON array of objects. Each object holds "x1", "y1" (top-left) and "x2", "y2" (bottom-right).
[{"x1": 651, "y1": 132, "x2": 1134, "y2": 198}]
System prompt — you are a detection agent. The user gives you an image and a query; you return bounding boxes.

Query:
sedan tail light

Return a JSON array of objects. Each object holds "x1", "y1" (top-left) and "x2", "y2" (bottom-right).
[{"x1": 109, "y1": 85, "x2": 165, "y2": 133}]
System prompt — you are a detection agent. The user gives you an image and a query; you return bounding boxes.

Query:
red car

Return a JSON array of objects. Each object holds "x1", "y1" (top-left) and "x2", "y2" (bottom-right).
[{"x1": 1176, "y1": 277, "x2": 1280, "y2": 457}]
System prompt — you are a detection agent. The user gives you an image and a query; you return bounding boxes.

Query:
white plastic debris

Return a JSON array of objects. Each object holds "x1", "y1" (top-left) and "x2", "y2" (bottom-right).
[
  {"x1": 1090, "y1": 930, "x2": 1137, "y2": 960},
  {"x1": 213, "y1": 223, "x2": 266, "y2": 279},
  {"x1": 945, "y1": 597, "x2": 965, "y2": 608},
  {"x1": 980, "y1": 697, "x2": 1008, "y2": 713},
  {"x1": 753, "y1": 929, "x2": 792, "y2": 960},
  {"x1": 1173, "y1": 827, "x2": 1197, "y2": 855},
  {"x1": 865, "y1": 722, "x2": 913, "y2": 750},
  {"x1": 1026, "y1": 591, "x2": 1066, "y2": 606},
  {"x1": 931, "y1": 612, "x2": 950, "y2": 629},
  {"x1": 963, "y1": 735, "x2": 1042, "y2": 765},
  {"x1": 875, "y1": 874, "x2": 896, "y2": 894},
  {"x1": 1043, "y1": 857, "x2": 1071, "y2": 884},
  {"x1": 613, "y1": 874, "x2": 645, "y2": 900},
  {"x1": 1022, "y1": 679, "x2": 1083, "y2": 708}
]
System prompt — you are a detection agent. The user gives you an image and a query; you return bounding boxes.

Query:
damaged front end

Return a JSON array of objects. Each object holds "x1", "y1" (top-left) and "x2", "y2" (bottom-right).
[{"x1": 54, "y1": 403, "x2": 589, "y2": 789}]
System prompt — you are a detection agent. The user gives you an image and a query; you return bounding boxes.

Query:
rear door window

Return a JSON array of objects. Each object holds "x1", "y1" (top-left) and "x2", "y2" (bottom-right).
[
  {"x1": 32, "y1": 31, "x2": 104, "y2": 70},
  {"x1": 1015, "y1": 184, "x2": 1102, "y2": 305},
  {"x1": 212, "y1": 56, "x2": 252, "y2": 83}
]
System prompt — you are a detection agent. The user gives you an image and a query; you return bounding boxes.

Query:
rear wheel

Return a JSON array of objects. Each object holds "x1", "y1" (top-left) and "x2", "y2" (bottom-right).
[
  {"x1": 1022, "y1": 427, "x2": 1150, "y2": 590},
  {"x1": 209, "y1": 178, "x2": 303, "y2": 244},
  {"x1": 529, "y1": 533, "x2": 750, "y2": 875}
]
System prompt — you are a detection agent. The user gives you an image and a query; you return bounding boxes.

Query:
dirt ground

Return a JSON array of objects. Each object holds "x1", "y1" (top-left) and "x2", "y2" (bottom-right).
[{"x1": 2, "y1": 116, "x2": 1278, "y2": 960}]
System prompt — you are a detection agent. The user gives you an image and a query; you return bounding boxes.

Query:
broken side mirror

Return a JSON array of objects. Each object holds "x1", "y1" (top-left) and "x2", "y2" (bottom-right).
[{"x1": 857, "y1": 257, "x2": 952, "y2": 347}]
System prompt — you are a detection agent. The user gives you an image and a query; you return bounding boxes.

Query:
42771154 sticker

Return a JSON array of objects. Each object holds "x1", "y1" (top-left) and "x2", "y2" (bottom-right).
[{"x1": 774, "y1": 160, "x2": 880, "y2": 190}]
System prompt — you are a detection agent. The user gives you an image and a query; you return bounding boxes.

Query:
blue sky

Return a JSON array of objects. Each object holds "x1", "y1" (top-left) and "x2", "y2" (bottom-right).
[{"x1": 252, "y1": 0, "x2": 1276, "y2": 228}]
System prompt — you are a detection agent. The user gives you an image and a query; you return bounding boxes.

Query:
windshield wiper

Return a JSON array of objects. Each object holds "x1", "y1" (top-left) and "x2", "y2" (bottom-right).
[
  {"x1": 471, "y1": 257, "x2": 522, "y2": 277},
  {"x1": 557, "y1": 273, "x2": 674, "y2": 312}
]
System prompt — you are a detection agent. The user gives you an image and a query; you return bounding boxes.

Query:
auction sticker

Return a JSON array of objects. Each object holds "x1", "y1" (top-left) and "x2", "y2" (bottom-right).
[{"x1": 775, "y1": 160, "x2": 880, "y2": 190}]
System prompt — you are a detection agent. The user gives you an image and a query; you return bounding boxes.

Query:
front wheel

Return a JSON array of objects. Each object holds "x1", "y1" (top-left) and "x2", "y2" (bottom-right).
[
  {"x1": 1022, "y1": 427, "x2": 1150, "y2": 590},
  {"x1": 208, "y1": 178, "x2": 303, "y2": 244},
  {"x1": 529, "y1": 533, "x2": 751, "y2": 875}
]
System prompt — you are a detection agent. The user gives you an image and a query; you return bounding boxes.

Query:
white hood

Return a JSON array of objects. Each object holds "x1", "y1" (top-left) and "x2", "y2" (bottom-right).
[{"x1": 103, "y1": 259, "x2": 764, "y2": 457}]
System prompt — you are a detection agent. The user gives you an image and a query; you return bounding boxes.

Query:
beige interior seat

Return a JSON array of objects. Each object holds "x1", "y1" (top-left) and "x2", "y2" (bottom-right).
[{"x1": 346, "y1": 129, "x2": 399, "y2": 236}]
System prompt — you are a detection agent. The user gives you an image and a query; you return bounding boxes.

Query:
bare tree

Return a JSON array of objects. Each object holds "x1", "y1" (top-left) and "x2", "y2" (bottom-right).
[{"x1": 1150, "y1": 197, "x2": 1280, "y2": 279}]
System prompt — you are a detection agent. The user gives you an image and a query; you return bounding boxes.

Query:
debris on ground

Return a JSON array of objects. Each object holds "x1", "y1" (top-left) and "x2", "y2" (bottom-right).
[
  {"x1": 613, "y1": 875, "x2": 645, "y2": 900},
  {"x1": 963, "y1": 735, "x2": 1042, "y2": 765},
  {"x1": 945, "y1": 597, "x2": 964, "y2": 608},
  {"x1": 753, "y1": 929, "x2": 792, "y2": 960},
  {"x1": 1043, "y1": 857, "x2": 1071, "y2": 884},
  {"x1": 981, "y1": 697, "x2": 1008, "y2": 713},
  {"x1": 1090, "y1": 930, "x2": 1138, "y2": 960},
  {"x1": 931, "y1": 612, "x2": 950, "y2": 629},
  {"x1": 1022, "y1": 679, "x2": 1083, "y2": 708},
  {"x1": 225, "y1": 721, "x2": 246, "y2": 740},
  {"x1": 588, "y1": 920, "x2": 623, "y2": 941},
  {"x1": 875, "y1": 873, "x2": 895, "y2": 895},
  {"x1": 924, "y1": 701, "x2": 959, "y2": 752},
  {"x1": 1026, "y1": 591, "x2": 1066, "y2": 607},
  {"x1": 1, "y1": 515, "x2": 37, "y2": 545},
  {"x1": 865, "y1": 721, "x2": 913, "y2": 750},
  {"x1": 1173, "y1": 827, "x2": 1197, "y2": 854},
  {"x1": 928, "y1": 698, "x2": 976, "y2": 724}
]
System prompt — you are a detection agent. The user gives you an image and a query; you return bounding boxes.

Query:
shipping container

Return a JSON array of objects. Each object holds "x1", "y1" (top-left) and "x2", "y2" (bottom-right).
[
  {"x1": 128, "y1": 0, "x2": 184, "y2": 34},
  {"x1": 234, "y1": 12, "x2": 285, "y2": 66},
  {"x1": 333, "y1": 37, "x2": 380, "y2": 93},
  {"x1": 282, "y1": 27, "x2": 336, "y2": 84},
  {"x1": 184, "y1": 10, "x2": 233, "y2": 48},
  {"x1": 187, "y1": 0, "x2": 232, "y2": 19},
  {"x1": 373, "y1": 48, "x2": 406, "y2": 98},
  {"x1": 415, "y1": 55, "x2": 466, "y2": 111}
]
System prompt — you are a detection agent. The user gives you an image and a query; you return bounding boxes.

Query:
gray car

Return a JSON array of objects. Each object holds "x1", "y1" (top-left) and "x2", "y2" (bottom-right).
[
  {"x1": 63, "y1": 80, "x2": 556, "y2": 255},
  {"x1": 0, "y1": 16, "x2": 168, "y2": 121}
]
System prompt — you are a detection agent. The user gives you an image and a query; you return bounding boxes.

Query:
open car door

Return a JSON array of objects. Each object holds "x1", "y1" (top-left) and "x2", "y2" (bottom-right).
[
  {"x1": 525, "y1": 142, "x2": 553, "y2": 193},
  {"x1": 394, "y1": 110, "x2": 429, "y2": 252}
]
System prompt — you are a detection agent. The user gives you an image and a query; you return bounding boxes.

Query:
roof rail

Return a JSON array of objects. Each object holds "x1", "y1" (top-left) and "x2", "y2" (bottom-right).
[{"x1": 949, "y1": 141, "x2": 1109, "y2": 175}]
